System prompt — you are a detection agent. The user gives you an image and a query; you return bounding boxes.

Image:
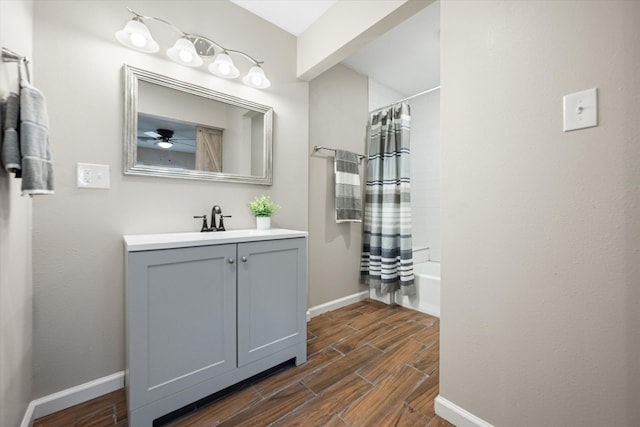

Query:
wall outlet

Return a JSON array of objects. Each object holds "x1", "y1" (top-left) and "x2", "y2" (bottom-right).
[{"x1": 77, "y1": 163, "x2": 110, "y2": 189}]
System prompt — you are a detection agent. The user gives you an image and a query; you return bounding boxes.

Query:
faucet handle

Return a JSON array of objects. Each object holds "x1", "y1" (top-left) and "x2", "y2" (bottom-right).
[
  {"x1": 217, "y1": 215, "x2": 232, "y2": 232},
  {"x1": 193, "y1": 215, "x2": 209, "y2": 232}
]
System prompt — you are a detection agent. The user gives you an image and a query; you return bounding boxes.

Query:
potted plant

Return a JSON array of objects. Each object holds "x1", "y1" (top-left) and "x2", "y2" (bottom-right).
[{"x1": 249, "y1": 195, "x2": 280, "y2": 230}]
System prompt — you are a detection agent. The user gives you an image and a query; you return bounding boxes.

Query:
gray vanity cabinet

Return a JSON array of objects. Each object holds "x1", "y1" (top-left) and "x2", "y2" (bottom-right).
[
  {"x1": 237, "y1": 238, "x2": 307, "y2": 367},
  {"x1": 124, "y1": 233, "x2": 307, "y2": 426},
  {"x1": 126, "y1": 244, "x2": 237, "y2": 414}
]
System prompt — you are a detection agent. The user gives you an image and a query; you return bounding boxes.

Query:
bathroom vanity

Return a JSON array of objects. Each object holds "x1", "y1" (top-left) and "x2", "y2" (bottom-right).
[{"x1": 123, "y1": 229, "x2": 308, "y2": 426}]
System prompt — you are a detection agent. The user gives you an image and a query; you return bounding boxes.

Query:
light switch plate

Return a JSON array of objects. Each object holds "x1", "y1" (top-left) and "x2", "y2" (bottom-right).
[
  {"x1": 563, "y1": 88, "x2": 598, "y2": 132},
  {"x1": 77, "y1": 163, "x2": 110, "y2": 189}
]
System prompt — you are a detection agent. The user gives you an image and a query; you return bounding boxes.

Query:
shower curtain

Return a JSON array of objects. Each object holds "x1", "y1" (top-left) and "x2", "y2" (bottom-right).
[{"x1": 360, "y1": 103, "x2": 415, "y2": 296}]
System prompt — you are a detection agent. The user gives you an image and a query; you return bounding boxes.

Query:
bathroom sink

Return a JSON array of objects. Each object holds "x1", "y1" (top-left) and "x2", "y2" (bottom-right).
[{"x1": 124, "y1": 228, "x2": 308, "y2": 252}]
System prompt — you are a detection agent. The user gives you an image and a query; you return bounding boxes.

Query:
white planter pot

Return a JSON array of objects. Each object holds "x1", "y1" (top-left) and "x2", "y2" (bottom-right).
[{"x1": 256, "y1": 216, "x2": 271, "y2": 230}]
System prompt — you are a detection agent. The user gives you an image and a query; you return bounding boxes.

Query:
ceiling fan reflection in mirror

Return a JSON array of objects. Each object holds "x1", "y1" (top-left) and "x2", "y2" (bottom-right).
[
  {"x1": 141, "y1": 128, "x2": 186, "y2": 149},
  {"x1": 136, "y1": 113, "x2": 198, "y2": 153},
  {"x1": 137, "y1": 129, "x2": 196, "y2": 151}
]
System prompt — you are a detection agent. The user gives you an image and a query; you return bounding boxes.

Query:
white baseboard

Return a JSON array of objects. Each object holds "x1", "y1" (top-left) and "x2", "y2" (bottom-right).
[
  {"x1": 20, "y1": 402, "x2": 35, "y2": 427},
  {"x1": 21, "y1": 371, "x2": 125, "y2": 427},
  {"x1": 306, "y1": 290, "x2": 369, "y2": 321},
  {"x1": 435, "y1": 395, "x2": 495, "y2": 427}
]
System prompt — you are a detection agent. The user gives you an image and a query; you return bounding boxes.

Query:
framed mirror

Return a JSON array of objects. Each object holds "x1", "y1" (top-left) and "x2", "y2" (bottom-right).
[{"x1": 124, "y1": 65, "x2": 273, "y2": 185}]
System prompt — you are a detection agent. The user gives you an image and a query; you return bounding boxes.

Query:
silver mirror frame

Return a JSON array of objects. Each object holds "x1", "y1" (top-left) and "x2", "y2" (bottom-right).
[{"x1": 123, "y1": 65, "x2": 273, "y2": 185}]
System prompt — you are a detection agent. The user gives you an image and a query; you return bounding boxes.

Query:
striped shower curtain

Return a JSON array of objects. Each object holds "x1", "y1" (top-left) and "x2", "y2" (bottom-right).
[{"x1": 360, "y1": 103, "x2": 415, "y2": 296}]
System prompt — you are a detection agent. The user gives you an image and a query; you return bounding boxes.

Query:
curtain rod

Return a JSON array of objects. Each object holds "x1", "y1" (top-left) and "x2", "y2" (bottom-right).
[{"x1": 371, "y1": 84, "x2": 441, "y2": 114}]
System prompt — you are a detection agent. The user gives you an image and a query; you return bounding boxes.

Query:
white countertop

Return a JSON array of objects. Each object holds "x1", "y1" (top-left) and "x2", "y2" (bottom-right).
[{"x1": 124, "y1": 228, "x2": 308, "y2": 252}]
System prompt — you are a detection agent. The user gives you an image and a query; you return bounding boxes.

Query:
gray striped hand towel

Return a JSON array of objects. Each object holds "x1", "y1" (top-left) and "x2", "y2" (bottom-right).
[
  {"x1": 2, "y1": 92, "x2": 21, "y2": 176},
  {"x1": 335, "y1": 149, "x2": 362, "y2": 223},
  {"x1": 20, "y1": 80, "x2": 54, "y2": 196}
]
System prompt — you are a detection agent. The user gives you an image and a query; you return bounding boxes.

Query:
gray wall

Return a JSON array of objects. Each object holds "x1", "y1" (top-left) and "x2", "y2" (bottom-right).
[
  {"x1": 0, "y1": 1, "x2": 34, "y2": 425},
  {"x1": 308, "y1": 64, "x2": 368, "y2": 307},
  {"x1": 31, "y1": 0, "x2": 308, "y2": 398},
  {"x1": 440, "y1": 1, "x2": 640, "y2": 425}
]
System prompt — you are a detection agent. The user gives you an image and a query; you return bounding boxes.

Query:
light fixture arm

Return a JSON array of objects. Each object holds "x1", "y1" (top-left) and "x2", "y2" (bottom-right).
[
  {"x1": 126, "y1": 7, "x2": 181, "y2": 33},
  {"x1": 223, "y1": 49, "x2": 264, "y2": 66},
  {"x1": 124, "y1": 7, "x2": 264, "y2": 65}
]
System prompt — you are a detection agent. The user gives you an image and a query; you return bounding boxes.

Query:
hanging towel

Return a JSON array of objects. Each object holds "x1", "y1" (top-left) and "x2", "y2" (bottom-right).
[
  {"x1": 1, "y1": 92, "x2": 22, "y2": 176},
  {"x1": 19, "y1": 79, "x2": 54, "y2": 196},
  {"x1": 0, "y1": 98, "x2": 4, "y2": 167},
  {"x1": 335, "y1": 149, "x2": 362, "y2": 223}
]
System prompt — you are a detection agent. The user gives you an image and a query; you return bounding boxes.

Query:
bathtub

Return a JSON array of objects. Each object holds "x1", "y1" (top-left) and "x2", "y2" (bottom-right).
[
  {"x1": 396, "y1": 260, "x2": 441, "y2": 317},
  {"x1": 368, "y1": 247, "x2": 441, "y2": 317}
]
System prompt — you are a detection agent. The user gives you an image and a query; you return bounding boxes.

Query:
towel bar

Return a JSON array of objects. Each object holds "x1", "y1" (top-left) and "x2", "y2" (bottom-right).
[{"x1": 313, "y1": 145, "x2": 366, "y2": 161}]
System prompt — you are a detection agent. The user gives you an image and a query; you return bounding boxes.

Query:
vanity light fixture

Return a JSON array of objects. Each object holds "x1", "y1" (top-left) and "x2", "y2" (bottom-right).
[
  {"x1": 115, "y1": 18, "x2": 159, "y2": 53},
  {"x1": 243, "y1": 65, "x2": 271, "y2": 89},
  {"x1": 209, "y1": 52, "x2": 240, "y2": 79},
  {"x1": 115, "y1": 7, "x2": 271, "y2": 89},
  {"x1": 166, "y1": 38, "x2": 203, "y2": 67}
]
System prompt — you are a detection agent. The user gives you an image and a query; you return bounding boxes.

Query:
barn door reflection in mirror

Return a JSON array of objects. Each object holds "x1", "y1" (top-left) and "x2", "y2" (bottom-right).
[{"x1": 196, "y1": 127, "x2": 223, "y2": 172}]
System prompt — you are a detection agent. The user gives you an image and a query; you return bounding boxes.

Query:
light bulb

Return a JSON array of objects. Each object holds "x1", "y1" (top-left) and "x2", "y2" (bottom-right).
[
  {"x1": 242, "y1": 65, "x2": 271, "y2": 89},
  {"x1": 218, "y1": 63, "x2": 231, "y2": 75},
  {"x1": 157, "y1": 141, "x2": 173, "y2": 149},
  {"x1": 115, "y1": 19, "x2": 159, "y2": 53},
  {"x1": 208, "y1": 53, "x2": 240, "y2": 79},
  {"x1": 167, "y1": 38, "x2": 202, "y2": 67},
  {"x1": 179, "y1": 49, "x2": 193, "y2": 63},
  {"x1": 130, "y1": 32, "x2": 147, "y2": 48}
]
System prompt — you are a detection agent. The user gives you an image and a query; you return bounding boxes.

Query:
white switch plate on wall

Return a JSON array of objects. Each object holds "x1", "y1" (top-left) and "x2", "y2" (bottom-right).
[
  {"x1": 77, "y1": 163, "x2": 110, "y2": 189},
  {"x1": 563, "y1": 88, "x2": 598, "y2": 132}
]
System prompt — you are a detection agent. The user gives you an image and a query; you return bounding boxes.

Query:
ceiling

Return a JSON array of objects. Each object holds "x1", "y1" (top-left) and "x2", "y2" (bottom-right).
[
  {"x1": 230, "y1": 0, "x2": 440, "y2": 96},
  {"x1": 229, "y1": 0, "x2": 337, "y2": 36}
]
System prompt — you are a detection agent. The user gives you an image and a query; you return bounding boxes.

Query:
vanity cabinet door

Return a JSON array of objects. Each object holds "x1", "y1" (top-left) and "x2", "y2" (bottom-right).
[
  {"x1": 237, "y1": 238, "x2": 307, "y2": 367},
  {"x1": 126, "y1": 244, "x2": 237, "y2": 410}
]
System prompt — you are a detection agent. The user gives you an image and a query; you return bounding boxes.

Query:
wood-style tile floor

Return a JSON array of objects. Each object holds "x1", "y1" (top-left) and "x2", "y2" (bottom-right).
[{"x1": 33, "y1": 300, "x2": 454, "y2": 427}]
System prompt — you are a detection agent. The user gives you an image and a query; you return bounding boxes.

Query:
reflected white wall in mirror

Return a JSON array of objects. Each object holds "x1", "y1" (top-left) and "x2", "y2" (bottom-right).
[{"x1": 124, "y1": 65, "x2": 273, "y2": 185}]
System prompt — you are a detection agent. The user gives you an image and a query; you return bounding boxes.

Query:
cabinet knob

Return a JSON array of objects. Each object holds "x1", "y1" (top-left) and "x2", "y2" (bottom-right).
[
  {"x1": 241, "y1": 256, "x2": 248, "y2": 263},
  {"x1": 228, "y1": 257, "x2": 235, "y2": 264}
]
